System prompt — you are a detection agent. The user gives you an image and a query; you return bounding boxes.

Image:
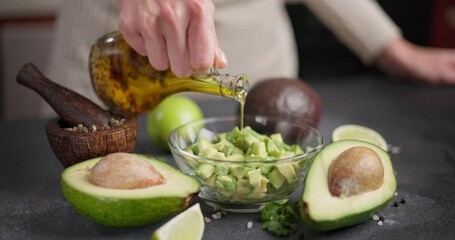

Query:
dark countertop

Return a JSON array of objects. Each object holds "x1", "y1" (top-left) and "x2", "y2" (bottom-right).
[{"x1": 1, "y1": 74, "x2": 455, "y2": 240}]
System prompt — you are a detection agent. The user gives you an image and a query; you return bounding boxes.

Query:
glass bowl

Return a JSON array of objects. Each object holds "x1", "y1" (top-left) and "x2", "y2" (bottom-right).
[{"x1": 168, "y1": 115, "x2": 323, "y2": 212}]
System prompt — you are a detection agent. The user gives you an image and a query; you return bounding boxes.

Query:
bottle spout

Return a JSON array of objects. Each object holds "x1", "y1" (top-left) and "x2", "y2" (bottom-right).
[{"x1": 216, "y1": 72, "x2": 249, "y2": 103}]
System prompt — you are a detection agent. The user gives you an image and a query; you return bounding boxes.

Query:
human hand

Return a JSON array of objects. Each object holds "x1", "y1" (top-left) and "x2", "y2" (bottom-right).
[
  {"x1": 118, "y1": 0, "x2": 227, "y2": 77},
  {"x1": 376, "y1": 37, "x2": 455, "y2": 84}
]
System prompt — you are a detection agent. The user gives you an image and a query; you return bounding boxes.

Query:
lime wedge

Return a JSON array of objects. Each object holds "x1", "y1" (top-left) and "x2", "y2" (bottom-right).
[
  {"x1": 332, "y1": 124, "x2": 388, "y2": 151},
  {"x1": 152, "y1": 203, "x2": 204, "y2": 240}
]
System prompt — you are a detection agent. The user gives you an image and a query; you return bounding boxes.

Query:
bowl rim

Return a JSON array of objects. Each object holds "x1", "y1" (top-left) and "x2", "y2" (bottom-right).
[{"x1": 168, "y1": 115, "x2": 324, "y2": 164}]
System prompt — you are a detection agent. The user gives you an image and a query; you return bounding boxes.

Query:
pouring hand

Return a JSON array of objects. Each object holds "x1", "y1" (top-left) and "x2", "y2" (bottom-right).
[{"x1": 118, "y1": 0, "x2": 227, "y2": 78}]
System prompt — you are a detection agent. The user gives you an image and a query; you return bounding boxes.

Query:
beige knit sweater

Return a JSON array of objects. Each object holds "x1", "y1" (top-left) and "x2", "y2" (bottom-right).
[{"x1": 43, "y1": 0, "x2": 400, "y2": 116}]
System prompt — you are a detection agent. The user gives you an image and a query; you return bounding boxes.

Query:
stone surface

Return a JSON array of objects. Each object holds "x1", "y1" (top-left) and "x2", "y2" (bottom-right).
[{"x1": 1, "y1": 75, "x2": 454, "y2": 239}]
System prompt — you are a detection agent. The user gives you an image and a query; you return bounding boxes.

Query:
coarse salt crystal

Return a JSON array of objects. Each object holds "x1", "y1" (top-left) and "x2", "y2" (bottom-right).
[
  {"x1": 378, "y1": 220, "x2": 383, "y2": 226},
  {"x1": 391, "y1": 146, "x2": 401, "y2": 154},
  {"x1": 212, "y1": 212, "x2": 222, "y2": 219},
  {"x1": 372, "y1": 215, "x2": 379, "y2": 221},
  {"x1": 247, "y1": 221, "x2": 253, "y2": 228},
  {"x1": 204, "y1": 217, "x2": 212, "y2": 223}
]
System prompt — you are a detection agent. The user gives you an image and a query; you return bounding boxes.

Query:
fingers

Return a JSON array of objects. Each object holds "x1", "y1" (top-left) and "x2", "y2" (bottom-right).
[
  {"x1": 118, "y1": 0, "x2": 147, "y2": 55},
  {"x1": 187, "y1": 3, "x2": 216, "y2": 73},
  {"x1": 118, "y1": 0, "x2": 223, "y2": 77},
  {"x1": 142, "y1": 29, "x2": 170, "y2": 71},
  {"x1": 215, "y1": 47, "x2": 228, "y2": 69},
  {"x1": 160, "y1": 4, "x2": 192, "y2": 77}
]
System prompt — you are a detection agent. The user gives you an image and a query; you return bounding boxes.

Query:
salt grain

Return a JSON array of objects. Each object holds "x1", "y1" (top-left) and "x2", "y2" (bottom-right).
[
  {"x1": 212, "y1": 212, "x2": 222, "y2": 219},
  {"x1": 391, "y1": 146, "x2": 401, "y2": 154},
  {"x1": 378, "y1": 220, "x2": 383, "y2": 226},
  {"x1": 247, "y1": 221, "x2": 253, "y2": 228},
  {"x1": 372, "y1": 215, "x2": 379, "y2": 221},
  {"x1": 204, "y1": 217, "x2": 212, "y2": 223}
]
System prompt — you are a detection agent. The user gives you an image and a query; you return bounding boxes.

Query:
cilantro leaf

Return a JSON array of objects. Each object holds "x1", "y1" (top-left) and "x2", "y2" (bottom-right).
[{"x1": 261, "y1": 201, "x2": 298, "y2": 236}]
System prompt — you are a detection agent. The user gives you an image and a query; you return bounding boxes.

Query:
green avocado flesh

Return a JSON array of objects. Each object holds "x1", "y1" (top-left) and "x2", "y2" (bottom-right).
[
  {"x1": 185, "y1": 126, "x2": 306, "y2": 202},
  {"x1": 61, "y1": 155, "x2": 200, "y2": 227},
  {"x1": 299, "y1": 140, "x2": 397, "y2": 231}
]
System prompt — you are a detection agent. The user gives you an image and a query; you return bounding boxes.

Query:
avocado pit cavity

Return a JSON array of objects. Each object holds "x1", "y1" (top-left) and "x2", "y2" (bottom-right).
[
  {"x1": 328, "y1": 146, "x2": 384, "y2": 198},
  {"x1": 89, "y1": 152, "x2": 165, "y2": 189}
]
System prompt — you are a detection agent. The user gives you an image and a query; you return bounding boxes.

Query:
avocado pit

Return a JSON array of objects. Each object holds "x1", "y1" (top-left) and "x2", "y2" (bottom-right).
[
  {"x1": 89, "y1": 152, "x2": 165, "y2": 189},
  {"x1": 328, "y1": 146, "x2": 384, "y2": 198}
]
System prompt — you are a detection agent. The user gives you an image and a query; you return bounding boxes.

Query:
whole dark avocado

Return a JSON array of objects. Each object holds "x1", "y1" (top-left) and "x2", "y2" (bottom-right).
[{"x1": 242, "y1": 78, "x2": 322, "y2": 128}]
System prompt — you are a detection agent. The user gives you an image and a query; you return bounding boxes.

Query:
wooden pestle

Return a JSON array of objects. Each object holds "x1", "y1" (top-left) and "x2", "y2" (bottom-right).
[{"x1": 17, "y1": 63, "x2": 112, "y2": 127}]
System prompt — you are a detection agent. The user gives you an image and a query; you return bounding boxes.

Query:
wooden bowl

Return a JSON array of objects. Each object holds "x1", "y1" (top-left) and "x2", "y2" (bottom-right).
[{"x1": 45, "y1": 115, "x2": 138, "y2": 168}]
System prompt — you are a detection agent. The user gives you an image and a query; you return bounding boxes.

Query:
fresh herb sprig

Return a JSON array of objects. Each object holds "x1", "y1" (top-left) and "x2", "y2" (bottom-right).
[{"x1": 261, "y1": 201, "x2": 298, "y2": 236}]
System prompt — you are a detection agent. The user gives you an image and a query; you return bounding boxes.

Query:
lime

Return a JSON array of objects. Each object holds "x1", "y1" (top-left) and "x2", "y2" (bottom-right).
[
  {"x1": 147, "y1": 95, "x2": 203, "y2": 151},
  {"x1": 152, "y1": 203, "x2": 204, "y2": 240},
  {"x1": 331, "y1": 124, "x2": 388, "y2": 151}
]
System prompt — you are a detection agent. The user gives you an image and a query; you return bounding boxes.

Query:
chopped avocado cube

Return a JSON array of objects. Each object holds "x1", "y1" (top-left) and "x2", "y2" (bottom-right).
[
  {"x1": 276, "y1": 142, "x2": 291, "y2": 151},
  {"x1": 231, "y1": 147, "x2": 244, "y2": 155},
  {"x1": 244, "y1": 156, "x2": 263, "y2": 162},
  {"x1": 270, "y1": 133, "x2": 283, "y2": 143},
  {"x1": 195, "y1": 163, "x2": 215, "y2": 180},
  {"x1": 275, "y1": 163, "x2": 297, "y2": 183},
  {"x1": 259, "y1": 163, "x2": 274, "y2": 175},
  {"x1": 197, "y1": 137, "x2": 212, "y2": 153},
  {"x1": 248, "y1": 169, "x2": 262, "y2": 189},
  {"x1": 292, "y1": 162, "x2": 302, "y2": 172},
  {"x1": 241, "y1": 126, "x2": 262, "y2": 139},
  {"x1": 242, "y1": 134, "x2": 260, "y2": 151},
  {"x1": 212, "y1": 152, "x2": 227, "y2": 161},
  {"x1": 215, "y1": 175, "x2": 236, "y2": 197},
  {"x1": 201, "y1": 147, "x2": 218, "y2": 158},
  {"x1": 290, "y1": 145, "x2": 304, "y2": 155},
  {"x1": 257, "y1": 176, "x2": 269, "y2": 192},
  {"x1": 190, "y1": 144, "x2": 199, "y2": 155},
  {"x1": 223, "y1": 146, "x2": 235, "y2": 156},
  {"x1": 204, "y1": 173, "x2": 217, "y2": 187},
  {"x1": 265, "y1": 138, "x2": 281, "y2": 157},
  {"x1": 182, "y1": 148, "x2": 199, "y2": 167},
  {"x1": 231, "y1": 166, "x2": 252, "y2": 179},
  {"x1": 213, "y1": 138, "x2": 234, "y2": 152},
  {"x1": 268, "y1": 168, "x2": 286, "y2": 189},
  {"x1": 235, "y1": 179, "x2": 254, "y2": 194},
  {"x1": 275, "y1": 151, "x2": 295, "y2": 159},
  {"x1": 217, "y1": 133, "x2": 226, "y2": 140},
  {"x1": 184, "y1": 147, "x2": 193, "y2": 155},
  {"x1": 215, "y1": 163, "x2": 229, "y2": 175},
  {"x1": 226, "y1": 153, "x2": 244, "y2": 162},
  {"x1": 226, "y1": 127, "x2": 241, "y2": 143},
  {"x1": 247, "y1": 177, "x2": 269, "y2": 199},
  {"x1": 265, "y1": 156, "x2": 277, "y2": 161},
  {"x1": 250, "y1": 141, "x2": 267, "y2": 157}
]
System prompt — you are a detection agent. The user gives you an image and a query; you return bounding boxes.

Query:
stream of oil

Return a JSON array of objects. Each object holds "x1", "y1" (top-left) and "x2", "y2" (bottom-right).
[{"x1": 236, "y1": 89, "x2": 247, "y2": 130}]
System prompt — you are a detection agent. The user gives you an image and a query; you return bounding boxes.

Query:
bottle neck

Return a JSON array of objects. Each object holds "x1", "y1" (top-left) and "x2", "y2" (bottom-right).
[{"x1": 197, "y1": 69, "x2": 249, "y2": 104}]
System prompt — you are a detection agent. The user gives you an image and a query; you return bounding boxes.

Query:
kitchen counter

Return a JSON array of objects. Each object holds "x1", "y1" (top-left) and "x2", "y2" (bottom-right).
[{"x1": 1, "y1": 74, "x2": 455, "y2": 239}]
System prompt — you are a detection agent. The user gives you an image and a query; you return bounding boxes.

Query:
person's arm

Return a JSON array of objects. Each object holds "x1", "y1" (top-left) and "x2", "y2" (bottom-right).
[{"x1": 301, "y1": 0, "x2": 455, "y2": 84}]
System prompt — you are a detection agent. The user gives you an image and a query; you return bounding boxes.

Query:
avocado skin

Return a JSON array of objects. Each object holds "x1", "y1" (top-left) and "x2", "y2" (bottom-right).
[
  {"x1": 61, "y1": 156, "x2": 200, "y2": 227},
  {"x1": 61, "y1": 180, "x2": 197, "y2": 227},
  {"x1": 242, "y1": 78, "x2": 322, "y2": 128},
  {"x1": 299, "y1": 140, "x2": 397, "y2": 231},
  {"x1": 299, "y1": 194, "x2": 394, "y2": 231}
]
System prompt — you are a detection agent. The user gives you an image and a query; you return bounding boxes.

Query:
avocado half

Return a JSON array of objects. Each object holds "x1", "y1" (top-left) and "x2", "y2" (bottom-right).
[
  {"x1": 299, "y1": 140, "x2": 397, "y2": 231},
  {"x1": 61, "y1": 155, "x2": 200, "y2": 227}
]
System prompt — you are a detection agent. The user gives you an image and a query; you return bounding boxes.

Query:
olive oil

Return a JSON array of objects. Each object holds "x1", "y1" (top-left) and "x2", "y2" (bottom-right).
[{"x1": 89, "y1": 31, "x2": 249, "y2": 115}]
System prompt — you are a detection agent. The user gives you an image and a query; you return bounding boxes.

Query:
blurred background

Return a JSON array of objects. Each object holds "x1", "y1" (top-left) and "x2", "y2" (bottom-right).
[{"x1": 0, "y1": 0, "x2": 454, "y2": 121}]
